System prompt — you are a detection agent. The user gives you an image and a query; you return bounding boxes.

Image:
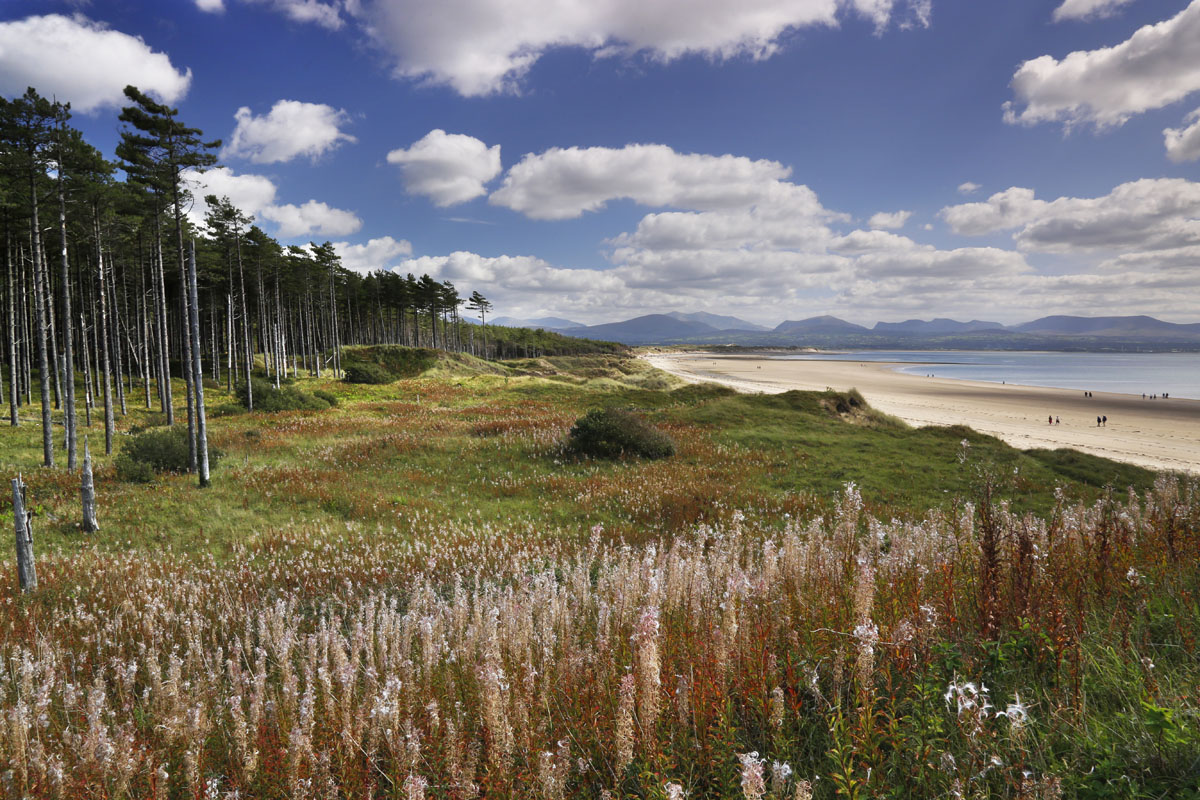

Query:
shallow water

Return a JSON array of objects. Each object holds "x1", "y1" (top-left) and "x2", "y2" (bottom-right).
[{"x1": 773, "y1": 350, "x2": 1200, "y2": 399}]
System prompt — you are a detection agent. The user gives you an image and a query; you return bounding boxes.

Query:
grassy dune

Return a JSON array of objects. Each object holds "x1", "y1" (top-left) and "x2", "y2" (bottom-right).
[{"x1": 0, "y1": 350, "x2": 1195, "y2": 799}]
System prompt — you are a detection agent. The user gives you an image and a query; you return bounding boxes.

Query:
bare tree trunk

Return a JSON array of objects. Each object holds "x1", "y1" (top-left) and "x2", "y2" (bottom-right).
[
  {"x1": 29, "y1": 185, "x2": 54, "y2": 467},
  {"x1": 57, "y1": 161, "x2": 77, "y2": 469},
  {"x1": 81, "y1": 438, "x2": 98, "y2": 532},
  {"x1": 80, "y1": 311, "x2": 93, "y2": 427},
  {"x1": 153, "y1": 219, "x2": 172, "y2": 422},
  {"x1": 188, "y1": 242, "x2": 210, "y2": 487},
  {"x1": 12, "y1": 476, "x2": 36, "y2": 593},
  {"x1": 238, "y1": 235, "x2": 252, "y2": 410},
  {"x1": 96, "y1": 245, "x2": 114, "y2": 455},
  {"x1": 6, "y1": 228, "x2": 17, "y2": 426}
]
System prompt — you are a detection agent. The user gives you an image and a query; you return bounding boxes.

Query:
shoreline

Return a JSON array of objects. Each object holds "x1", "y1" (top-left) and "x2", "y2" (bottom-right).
[{"x1": 643, "y1": 351, "x2": 1200, "y2": 475}]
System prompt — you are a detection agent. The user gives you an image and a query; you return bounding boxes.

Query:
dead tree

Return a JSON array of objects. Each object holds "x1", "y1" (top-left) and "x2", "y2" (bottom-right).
[
  {"x1": 81, "y1": 439, "x2": 98, "y2": 532},
  {"x1": 12, "y1": 476, "x2": 36, "y2": 593}
]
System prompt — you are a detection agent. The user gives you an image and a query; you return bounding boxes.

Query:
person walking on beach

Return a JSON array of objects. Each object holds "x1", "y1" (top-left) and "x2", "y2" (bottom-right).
[
  {"x1": 1049, "y1": 414, "x2": 1054, "y2": 425},
  {"x1": 1056, "y1": 416, "x2": 1060, "y2": 425},
  {"x1": 1102, "y1": 415, "x2": 1107, "y2": 426},
  {"x1": 1097, "y1": 415, "x2": 1102, "y2": 427}
]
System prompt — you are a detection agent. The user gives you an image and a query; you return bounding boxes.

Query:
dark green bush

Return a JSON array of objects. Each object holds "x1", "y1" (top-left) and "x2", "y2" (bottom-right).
[
  {"x1": 312, "y1": 389, "x2": 339, "y2": 407},
  {"x1": 116, "y1": 426, "x2": 223, "y2": 482},
  {"x1": 342, "y1": 346, "x2": 438, "y2": 378},
  {"x1": 565, "y1": 408, "x2": 675, "y2": 460},
  {"x1": 237, "y1": 377, "x2": 330, "y2": 412},
  {"x1": 342, "y1": 363, "x2": 394, "y2": 385}
]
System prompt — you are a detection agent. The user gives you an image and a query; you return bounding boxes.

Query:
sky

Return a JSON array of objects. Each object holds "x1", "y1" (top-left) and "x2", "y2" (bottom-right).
[{"x1": 2, "y1": 0, "x2": 1199, "y2": 326}]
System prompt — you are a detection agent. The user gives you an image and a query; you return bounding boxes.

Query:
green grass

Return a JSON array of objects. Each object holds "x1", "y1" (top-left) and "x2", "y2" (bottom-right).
[{"x1": 0, "y1": 353, "x2": 1160, "y2": 559}]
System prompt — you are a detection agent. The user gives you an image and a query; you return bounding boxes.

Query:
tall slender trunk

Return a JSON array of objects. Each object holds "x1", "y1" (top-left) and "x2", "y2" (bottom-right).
[
  {"x1": 28, "y1": 173, "x2": 54, "y2": 467},
  {"x1": 6, "y1": 226, "x2": 17, "y2": 426},
  {"x1": 57, "y1": 155, "x2": 77, "y2": 469},
  {"x1": 152, "y1": 214, "x2": 172, "y2": 422},
  {"x1": 170, "y1": 180, "x2": 196, "y2": 473},
  {"x1": 80, "y1": 311, "x2": 93, "y2": 427},
  {"x1": 187, "y1": 241, "x2": 210, "y2": 487},
  {"x1": 96, "y1": 242, "x2": 114, "y2": 456}
]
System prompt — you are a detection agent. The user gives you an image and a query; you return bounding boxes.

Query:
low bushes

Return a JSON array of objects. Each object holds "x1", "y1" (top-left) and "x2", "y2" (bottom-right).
[
  {"x1": 312, "y1": 389, "x2": 339, "y2": 407},
  {"x1": 564, "y1": 407, "x2": 675, "y2": 460},
  {"x1": 343, "y1": 363, "x2": 393, "y2": 385},
  {"x1": 116, "y1": 426, "x2": 223, "y2": 482},
  {"x1": 237, "y1": 377, "x2": 331, "y2": 412}
]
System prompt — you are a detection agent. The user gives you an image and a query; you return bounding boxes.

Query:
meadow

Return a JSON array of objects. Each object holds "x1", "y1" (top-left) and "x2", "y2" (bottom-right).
[{"x1": 0, "y1": 349, "x2": 1196, "y2": 799}]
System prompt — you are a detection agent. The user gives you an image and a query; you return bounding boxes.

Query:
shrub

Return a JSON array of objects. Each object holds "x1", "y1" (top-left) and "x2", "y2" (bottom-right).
[
  {"x1": 237, "y1": 377, "x2": 330, "y2": 412},
  {"x1": 343, "y1": 363, "x2": 394, "y2": 385},
  {"x1": 312, "y1": 389, "x2": 339, "y2": 407},
  {"x1": 116, "y1": 426, "x2": 223, "y2": 482},
  {"x1": 564, "y1": 407, "x2": 675, "y2": 460}
]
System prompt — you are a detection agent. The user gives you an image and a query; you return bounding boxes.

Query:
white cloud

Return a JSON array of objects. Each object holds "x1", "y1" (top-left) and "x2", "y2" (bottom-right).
[
  {"x1": 1052, "y1": 0, "x2": 1135, "y2": 22},
  {"x1": 184, "y1": 167, "x2": 361, "y2": 240},
  {"x1": 387, "y1": 130, "x2": 502, "y2": 206},
  {"x1": 868, "y1": 209, "x2": 912, "y2": 230},
  {"x1": 941, "y1": 187, "x2": 1044, "y2": 236},
  {"x1": 957, "y1": 181, "x2": 981, "y2": 195},
  {"x1": 0, "y1": 14, "x2": 191, "y2": 113},
  {"x1": 224, "y1": 100, "x2": 356, "y2": 164},
  {"x1": 1005, "y1": 1, "x2": 1200, "y2": 129},
  {"x1": 246, "y1": 0, "x2": 345, "y2": 29},
  {"x1": 261, "y1": 200, "x2": 362, "y2": 238},
  {"x1": 941, "y1": 179, "x2": 1200, "y2": 253},
  {"x1": 346, "y1": 0, "x2": 929, "y2": 97},
  {"x1": 1164, "y1": 108, "x2": 1200, "y2": 162},
  {"x1": 490, "y1": 144, "x2": 797, "y2": 219},
  {"x1": 184, "y1": 167, "x2": 279, "y2": 226},
  {"x1": 195, "y1": 0, "x2": 226, "y2": 12},
  {"x1": 332, "y1": 236, "x2": 413, "y2": 274}
]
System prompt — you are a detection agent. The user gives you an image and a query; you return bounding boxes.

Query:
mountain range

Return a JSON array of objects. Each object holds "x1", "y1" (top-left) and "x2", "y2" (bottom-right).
[{"x1": 533, "y1": 313, "x2": 1200, "y2": 348}]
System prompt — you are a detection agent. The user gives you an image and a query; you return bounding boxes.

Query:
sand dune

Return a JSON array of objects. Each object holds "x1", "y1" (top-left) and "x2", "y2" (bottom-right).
[{"x1": 644, "y1": 352, "x2": 1200, "y2": 474}]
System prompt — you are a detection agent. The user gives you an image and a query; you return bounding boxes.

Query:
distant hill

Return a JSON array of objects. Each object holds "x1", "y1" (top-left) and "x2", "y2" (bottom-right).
[
  {"x1": 551, "y1": 312, "x2": 1200, "y2": 349},
  {"x1": 873, "y1": 318, "x2": 1006, "y2": 335},
  {"x1": 774, "y1": 316, "x2": 870, "y2": 335},
  {"x1": 665, "y1": 311, "x2": 769, "y2": 331},
  {"x1": 1012, "y1": 315, "x2": 1200, "y2": 337},
  {"x1": 490, "y1": 316, "x2": 585, "y2": 330},
  {"x1": 571, "y1": 314, "x2": 723, "y2": 344}
]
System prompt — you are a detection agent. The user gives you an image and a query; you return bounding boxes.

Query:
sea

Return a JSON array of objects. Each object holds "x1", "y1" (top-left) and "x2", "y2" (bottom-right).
[{"x1": 773, "y1": 350, "x2": 1200, "y2": 400}]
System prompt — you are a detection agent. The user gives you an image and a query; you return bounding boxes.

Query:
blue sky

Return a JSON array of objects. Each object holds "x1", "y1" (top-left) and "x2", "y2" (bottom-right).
[{"x1": 2, "y1": 0, "x2": 1199, "y2": 325}]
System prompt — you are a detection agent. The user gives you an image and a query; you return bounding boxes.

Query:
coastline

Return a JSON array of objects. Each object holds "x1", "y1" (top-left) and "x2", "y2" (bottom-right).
[{"x1": 643, "y1": 351, "x2": 1200, "y2": 475}]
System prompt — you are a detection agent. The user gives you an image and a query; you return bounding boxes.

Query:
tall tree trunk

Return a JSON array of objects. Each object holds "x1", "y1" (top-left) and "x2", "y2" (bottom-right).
[
  {"x1": 57, "y1": 158, "x2": 77, "y2": 469},
  {"x1": 187, "y1": 241, "x2": 210, "y2": 487},
  {"x1": 81, "y1": 439, "x2": 98, "y2": 533},
  {"x1": 172, "y1": 196, "x2": 197, "y2": 474},
  {"x1": 152, "y1": 217, "x2": 172, "y2": 422},
  {"x1": 6, "y1": 227, "x2": 17, "y2": 426},
  {"x1": 96, "y1": 247, "x2": 114, "y2": 456},
  {"x1": 29, "y1": 180, "x2": 54, "y2": 467}
]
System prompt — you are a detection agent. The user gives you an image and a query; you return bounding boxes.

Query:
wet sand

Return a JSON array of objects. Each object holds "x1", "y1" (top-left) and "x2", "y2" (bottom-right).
[{"x1": 644, "y1": 351, "x2": 1200, "y2": 474}]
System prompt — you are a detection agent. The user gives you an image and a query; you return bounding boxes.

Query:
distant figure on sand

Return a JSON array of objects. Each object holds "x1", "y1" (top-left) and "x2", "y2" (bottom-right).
[
  {"x1": 1103, "y1": 415, "x2": 1107, "y2": 426},
  {"x1": 1056, "y1": 416, "x2": 1060, "y2": 425},
  {"x1": 1049, "y1": 414, "x2": 1053, "y2": 425},
  {"x1": 1097, "y1": 416, "x2": 1102, "y2": 427}
]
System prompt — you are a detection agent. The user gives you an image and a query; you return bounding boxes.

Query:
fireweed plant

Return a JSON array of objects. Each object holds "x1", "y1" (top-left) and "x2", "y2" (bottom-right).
[{"x1": 0, "y1": 356, "x2": 1194, "y2": 799}]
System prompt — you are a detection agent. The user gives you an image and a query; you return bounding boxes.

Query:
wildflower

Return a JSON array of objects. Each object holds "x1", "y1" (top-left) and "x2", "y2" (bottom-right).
[
  {"x1": 769, "y1": 686, "x2": 786, "y2": 729},
  {"x1": 793, "y1": 780, "x2": 814, "y2": 800},
  {"x1": 1000, "y1": 694, "x2": 1029, "y2": 732},
  {"x1": 664, "y1": 782, "x2": 686, "y2": 800},
  {"x1": 1126, "y1": 566, "x2": 1140, "y2": 586},
  {"x1": 402, "y1": 772, "x2": 427, "y2": 800},
  {"x1": 771, "y1": 761, "x2": 793, "y2": 796},
  {"x1": 738, "y1": 752, "x2": 766, "y2": 800},
  {"x1": 615, "y1": 674, "x2": 636, "y2": 771}
]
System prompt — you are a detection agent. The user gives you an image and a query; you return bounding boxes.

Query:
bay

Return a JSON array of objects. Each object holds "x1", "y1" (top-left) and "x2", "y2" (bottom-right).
[{"x1": 773, "y1": 350, "x2": 1200, "y2": 399}]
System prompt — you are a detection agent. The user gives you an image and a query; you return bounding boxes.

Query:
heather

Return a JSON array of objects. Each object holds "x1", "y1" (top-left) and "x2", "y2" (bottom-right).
[{"x1": 0, "y1": 354, "x2": 1196, "y2": 798}]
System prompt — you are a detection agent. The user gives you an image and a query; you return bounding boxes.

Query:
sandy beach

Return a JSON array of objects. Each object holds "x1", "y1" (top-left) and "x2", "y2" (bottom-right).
[{"x1": 644, "y1": 351, "x2": 1200, "y2": 474}]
